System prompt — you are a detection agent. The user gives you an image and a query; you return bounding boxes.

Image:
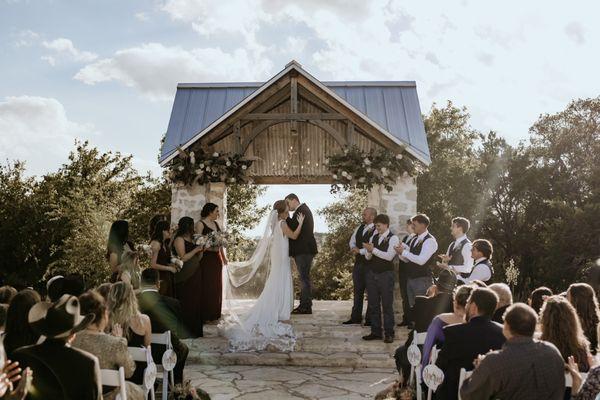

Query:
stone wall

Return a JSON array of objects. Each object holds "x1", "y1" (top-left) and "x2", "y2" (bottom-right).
[{"x1": 170, "y1": 182, "x2": 227, "y2": 228}]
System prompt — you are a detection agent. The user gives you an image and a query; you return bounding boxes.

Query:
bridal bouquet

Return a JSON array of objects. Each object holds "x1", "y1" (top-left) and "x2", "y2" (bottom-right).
[{"x1": 193, "y1": 231, "x2": 230, "y2": 248}]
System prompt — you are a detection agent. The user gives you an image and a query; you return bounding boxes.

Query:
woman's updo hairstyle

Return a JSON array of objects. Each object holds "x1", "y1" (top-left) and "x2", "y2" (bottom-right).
[
  {"x1": 201, "y1": 203, "x2": 219, "y2": 218},
  {"x1": 273, "y1": 200, "x2": 287, "y2": 214}
]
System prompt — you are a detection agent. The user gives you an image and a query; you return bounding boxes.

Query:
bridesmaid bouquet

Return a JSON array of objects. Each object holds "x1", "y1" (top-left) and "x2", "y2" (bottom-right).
[
  {"x1": 193, "y1": 231, "x2": 230, "y2": 248},
  {"x1": 170, "y1": 257, "x2": 184, "y2": 270}
]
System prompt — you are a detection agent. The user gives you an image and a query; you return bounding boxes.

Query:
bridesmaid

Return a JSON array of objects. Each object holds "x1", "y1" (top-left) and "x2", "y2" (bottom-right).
[
  {"x1": 150, "y1": 220, "x2": 178, "y2": 297},
  {"x1": 196, "y1": 203, "x2": 228, "y2": 322},
  {"x1": 173, "y1": 217, "x2": 205, "y2": 337},
  {"x1": 106, "y1": 220, "x2": 134, "y2": 283}
]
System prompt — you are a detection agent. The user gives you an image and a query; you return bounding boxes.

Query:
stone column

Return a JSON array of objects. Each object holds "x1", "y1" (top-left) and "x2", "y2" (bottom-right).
[{"x1": 170, "y1": 182, "x2": 228, "y2": 228}]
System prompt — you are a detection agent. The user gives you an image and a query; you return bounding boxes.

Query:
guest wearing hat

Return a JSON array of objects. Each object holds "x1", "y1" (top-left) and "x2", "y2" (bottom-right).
[{"x1": 12, "y1": 295, "x2": 102, "y2": 400}]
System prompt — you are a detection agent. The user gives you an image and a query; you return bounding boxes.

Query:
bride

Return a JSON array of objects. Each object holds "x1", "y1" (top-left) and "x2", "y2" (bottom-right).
[{"x1": 218, "y1": 200, "x2": 305, "y2": 351}]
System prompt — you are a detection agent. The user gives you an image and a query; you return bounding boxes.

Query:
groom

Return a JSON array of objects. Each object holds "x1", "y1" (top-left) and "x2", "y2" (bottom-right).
[{"x1": 285, "y1": 193, "x2": 318, "y2": 314}]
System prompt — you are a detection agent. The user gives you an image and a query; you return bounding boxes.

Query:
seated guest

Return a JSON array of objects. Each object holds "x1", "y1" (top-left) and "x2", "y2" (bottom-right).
[
  {"x1": 137, "y1": 269, "x2": 189, "y2": 384},
  {"x1": 96, "y1": 282, "x2": 112, "y2": 302},
  {"x1": 567, "y1": 283, "x2": 600, "y2": 355},
  {"x1": 540, "y1": 295, "x2": 592, "y2": 372},
  {"x1": 567, "y1": 354, "x2": 600, "y2": 400},
  {"x1": 489, "y1": 283, "x2": 513, "y2": 323},
  {"x1": 2, "y1": 289, "x2": 41, "y2": 359},
  {"x1": 457, "y1": 239, "x2": 493, "y2": 284},
  {"x1": 421, "y1": 284, "x2": 473, "y2": 369},
  {"x1": 0, "y1": 303, "x2": 7, "y2": 335},
  {"x1": 460, "y1": 303, "x2": 565, "y2": 400},
  {"x1": 13, "y1": 295, "x2": 102, "y2": 400},
  {"x1": 362, "y1": 214, "x2": 399, "y2": 343},
  {"x1": 394, "y1": 270, "x2": 457, "y2": 380},
  {"x1": 73, "y1": 290, "x2": 145, "y2": 400},
  {"x1": 46, "y1": 274, "x2": 86, "y2": 302},
  {"x1": 107, "y1": 282, "x2": 151, "y2": 385},
  {"x1": 118, "y1": 249, "x2": 141, "y2": 290},
  {"x1": 528, "y1": 286, "x2": 553, "y2": 314},
  {"x1": 435, "y1": 287, "x2": 506, "y2": 400},
  {"x1": 0, "y1": 286, "x2": 17, "y2": 305}
]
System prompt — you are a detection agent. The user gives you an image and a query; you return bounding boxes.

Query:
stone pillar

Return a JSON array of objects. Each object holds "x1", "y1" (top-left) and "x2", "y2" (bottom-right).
[
  {"x1": 367, "y1": 175, "x2": 418, "y2": 322},
  {"x1": 170, "y1": 182, "x2": 227, "y2": 228}
]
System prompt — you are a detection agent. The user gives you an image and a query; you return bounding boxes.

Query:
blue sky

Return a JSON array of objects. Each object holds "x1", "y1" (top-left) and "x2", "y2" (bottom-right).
[{"x1": 1, "y1": 0, "x2": 599, "y2": 233}]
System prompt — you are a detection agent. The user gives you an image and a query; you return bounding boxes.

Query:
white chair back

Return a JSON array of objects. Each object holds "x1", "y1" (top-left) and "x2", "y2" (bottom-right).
[
  {"x1": 101, "y1": 366, "x2": 127, "y2": 400},
  {"x1": 151, "y1": 331, "x2": 175, "y2": 400},
  {"x1": 458, "y1": 368, "x2": 473, "y2": 400},
  {"x1": 423, "y1": 345, "x2": 442, "y2": 400},
  {"x1": 407, "y1": 331, "x2": 427, "y2": 400},
  {"x1": 128, "y1": 346, "x2": 157, "y2": 400}
]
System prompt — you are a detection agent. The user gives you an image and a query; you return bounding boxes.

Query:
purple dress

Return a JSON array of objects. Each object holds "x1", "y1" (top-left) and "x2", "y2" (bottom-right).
[{"x1": 422, "y1": 316, "x2": 448, "y2": 368}]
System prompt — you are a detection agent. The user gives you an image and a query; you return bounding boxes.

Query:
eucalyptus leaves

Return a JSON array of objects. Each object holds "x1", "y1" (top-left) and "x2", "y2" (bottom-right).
[
  {"x1": 167, "y1": 149, "x2": 254, "y2": 186},
  {"x1": 326, "y1": 146, "x2": 417, "y2": 193}
]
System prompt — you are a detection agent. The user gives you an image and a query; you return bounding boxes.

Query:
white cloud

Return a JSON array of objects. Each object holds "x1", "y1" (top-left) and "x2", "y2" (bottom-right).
[
  {"x1": 13, "y1": 29, "x2": 39, "y2": 47},
  {"x1": 74, "y1": 43, "x2": 272, "y2": 100},
  {"x1": 565, "y1": 21, "x2": 585, "y2": 44},
  {"x1": 134, "y1": 12, "x2": 150, "y2": 22},
  {"x1": 0, "y1": 96, "x2": 95, "y2": 176},
  {"x1": 42, "y1": 38, "x2": 98, "y2": 64}
]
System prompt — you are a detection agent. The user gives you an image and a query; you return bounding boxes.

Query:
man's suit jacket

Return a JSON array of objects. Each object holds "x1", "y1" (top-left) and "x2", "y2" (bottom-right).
[
  {"x1": 13, "y1": 339, "x2": 102, "y2": 400},
  {"x1": 435, "y1": 316, "x2": 506, "y2": 400},
  {"x1": 286, "y1": 203, "x2": 318, "y2": 257},
  {"x1": 412, "y1": 292, "x2": 454, "y2": 333}
]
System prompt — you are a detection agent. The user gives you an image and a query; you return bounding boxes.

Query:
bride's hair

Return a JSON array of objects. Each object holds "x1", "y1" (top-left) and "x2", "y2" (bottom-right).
[{"x1": 273, "y1": 200, "x2": 287, "y2": 214}]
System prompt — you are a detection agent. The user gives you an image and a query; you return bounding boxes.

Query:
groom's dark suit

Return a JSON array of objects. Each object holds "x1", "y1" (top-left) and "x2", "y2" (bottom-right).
[{"x1": 287, "y1": 203, "x2": 318, "y2": 311}]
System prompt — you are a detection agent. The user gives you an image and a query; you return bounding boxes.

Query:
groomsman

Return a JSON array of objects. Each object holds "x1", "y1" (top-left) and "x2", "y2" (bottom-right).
[
  {"x1": 362, "y1": 214, "x2": 399, "y2": 343},
  {"x1": 437, "y1": 217, "x2": 473, "y2": 277},
  {"x1": 395, "y1": 214, "x2": 438, "y2": 308},
  {"x1": 343, "y1": 207, "x2": 377, "y2": 325},
  {"x1": 458, "y1": 239, "x2": 494, "y2": 284},
  {"x1": 397, "y1": 219, "x2": 416, "y2": 326}
]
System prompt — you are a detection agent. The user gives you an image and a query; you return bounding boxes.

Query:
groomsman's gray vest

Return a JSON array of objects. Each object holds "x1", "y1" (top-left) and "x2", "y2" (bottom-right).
[
  {"x1": 448, "y1": 237, "x2": 470, "y2": 266},
  {"x1": 354, "y1": 224, "x2": 373, "y2": 263},
  {"x1": 367, "y1": 232, "x2": 395, "y2": 273},
  {"x1": 406, "y1": 233, "x2": 435, "y2": 279},
  {"x1": 460, "y1": 258, "x2": 494, "y2": 281}
]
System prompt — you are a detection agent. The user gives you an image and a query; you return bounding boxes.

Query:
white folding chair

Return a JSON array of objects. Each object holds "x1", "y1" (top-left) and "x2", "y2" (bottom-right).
[
  {"x1": 101, "y1": 366, "x2": 127, "y2": 400},
  {"x1": 151, "y1": 331, "x2": 176, "y2": 400},
  {"x1": 408, "y1": 331, "x2": 427, "y2": 400},
  {"x1": 129, "y1": 346, "x2": 157, "y2": 400},
  {"x1": 424, "y1": 345, "x2": 441, "y2": 400},
  {"x1": 458, "y1": 368, "x2": 473, "y2": 400}
]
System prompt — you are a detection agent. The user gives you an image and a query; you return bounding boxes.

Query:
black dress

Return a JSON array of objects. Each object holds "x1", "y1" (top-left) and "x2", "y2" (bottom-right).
[
  {"x1": 127, "y1": 328, "x2": 146, "y2": 385},
  {"x1": 199, "y1": 222, "x2": 224, "y2": 321},
  {"x1": 108, "y1": 241, "x2": 135, "y2": 283},
  {"x1": 154, "y1": 239, "x2": 176, "y2": 298},
  {"x1": 174, "y1": 239, "x2": 204, "y2": 338}
]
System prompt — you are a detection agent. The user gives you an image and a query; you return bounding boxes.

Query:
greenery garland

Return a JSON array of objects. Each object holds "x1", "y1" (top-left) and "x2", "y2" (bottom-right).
[
  {"x1": 167, "y1": 148, "x2": 254, "y2": 186},
  {"x1": 326, "y1": 146, "x2": 418, "y2": 193}
]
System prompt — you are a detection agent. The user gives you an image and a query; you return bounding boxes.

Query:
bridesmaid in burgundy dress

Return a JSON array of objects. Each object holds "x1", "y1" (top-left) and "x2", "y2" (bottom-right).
[
  {"x1": 196, "y1": 203, "x2": 228, "y2": 322},
  {"x1": 172, "y1": 217, "x2": 205, "y2": 337},
  {"x1": 150, "y1": 220, "x2": 178, "y2": 297},
  {"x1": 106, "y1": 220, "x2": 134, "y2": 283}
]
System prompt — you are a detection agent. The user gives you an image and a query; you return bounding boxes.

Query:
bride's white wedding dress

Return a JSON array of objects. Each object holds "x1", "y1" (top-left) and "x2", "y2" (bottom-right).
[{"x1": 218, "y1": 211, "x2": 295, "y2": 352}]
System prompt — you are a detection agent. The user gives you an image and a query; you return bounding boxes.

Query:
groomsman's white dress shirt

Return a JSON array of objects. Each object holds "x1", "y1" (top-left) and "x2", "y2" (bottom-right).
[
  {"x1": 458, "y1": 257, "x2": 492, "y2": 283},
  {"x1": 365, "y1": 229, "x2": 400, "y2": 261},
  {"x1": 349, "y1": 223, "x2": 375, "y2": 256},
  {"x1": 400, "y1": 230, "x2": 439, "y2": 265},
  {"x1": 447, "y1": 234, "x2": 474, "y2": 274}
]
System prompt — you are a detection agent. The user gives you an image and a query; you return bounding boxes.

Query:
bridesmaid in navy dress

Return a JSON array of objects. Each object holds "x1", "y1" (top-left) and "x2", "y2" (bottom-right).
[
  {"x1": 195, "y1": 203, "x2": 228, "y2": 322},
  {"x1": 173, "y1": 217, "x2": 205, "y2": 337}
]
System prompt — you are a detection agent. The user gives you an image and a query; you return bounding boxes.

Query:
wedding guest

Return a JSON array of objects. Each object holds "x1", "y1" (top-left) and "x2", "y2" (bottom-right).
[
  {"x1": 2, "y1": 289, "x2": 41, "y2": 359},
  {"x1": 107, "y1": 282, "x2": 151, "y2": 385},
  {"x1": 528, "y1": 286, "x2": 553, "y2": 314},
  {"x1": 285, "y1": 194, "x2": 318, "y2": 315},
  {"x1": 106, "y1": 220, "x2": 134, "y2": 283},
  {"x1": 567, "y1": 354, "x2": 600, "y2": 400},
  {"x1": 567, "y1": 283, "x2": 600, "y2": 355},
  {"x1": 0, "y1": 304, "x2": 7, "y2": 335},
  {"x1": 0, "y1": 286, "x2": 17, "y2": 305},
  {"x1": 46, "y1": 273, "x2": 85, "y2": 302},
  {"x1": 435, "y1": 287, "x2": 505, "y2": 400},
  {"x1": 395, "y1": 214, "x2": 438, "y2": 308},
  {"x1": 148, "y1": 214, "x2": 167, "y2": 239},
  {"x1": 540, "y1": 295, "x2": 592, "y2": 372},
  {"x1": 461, "y1": 303, "x2": 565, "y2": 400},
  {"x1": 437, "y1": 217, "x2": 473, "y2": 279},
  {"x1": 13, "y1": 295, "x2": 101, "y2": 400},
  {"x1": 196, "y1": 203, "x2": 227, "y2": 321},
  {"x1": 344, "y1": 207, "x2": 377, "y2": 325},
  {"x1": 0, "y1": 351, "x2": 31, "y2": 400},
  {"x1": 173, "y1": 216, "x2": 205, "y2": 337},
  {"x1": 150, "y1": 220, "x2": 178, "y2": 297},
  {"x1": 489, "y1": 283, "x2": 513, "y2": 323},
  {"x1": 362, "y1": 214, "x2": 399, "y2": 343},
  {"x1": 74, "y1": 290, "x2": 144, "y2": 400},
  {"x1": 137, "y1": 269, "x2": 189, "y2": 384},
  {"x1": 457, "y1": 239, "x2": 493, "y2": 284},
  {"x1": 96, "y1": 282, "x2": 112, "y2": 302},
  {"x1": 396, "y1": 219, "x2": 416, "y2": 326},
  {"x1": 118, "y1": 249, "x2": 141, "y2": 290},
  {"x1": 394, "y1": 270, "x2": 459, "y2": 380}
]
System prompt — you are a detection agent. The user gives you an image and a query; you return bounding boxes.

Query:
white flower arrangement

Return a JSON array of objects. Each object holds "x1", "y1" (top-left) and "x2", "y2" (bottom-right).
[
  {"x1": 170, "y1": 257, "x2": 184, "y2": 269},
  {"x1": 212, "y1": 152, "x2": 219, "y2": 158}
]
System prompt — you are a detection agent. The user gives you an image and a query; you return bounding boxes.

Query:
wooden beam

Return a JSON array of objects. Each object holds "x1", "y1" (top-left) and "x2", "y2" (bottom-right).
[
  {"x1": 308, "y1": 120, "x2": 348, "y2": 147},
  {"x1": 242, "y1": 113, "x2": 346, "y2": 121},
  {"x1": 346, "y1": 121, "x2": 354, "y2": 147},
  {"x1": 297, "y1": 86, "x2": 338, "y2": 113},
  {"x1": 234, "y1": 120, "x2": 241, "y2": 153},
  {"x1": 241, "y1": 120, "x2": 284, "y2": 153},
  {"x1": 291, "y1": 76, "x2": 298, "y2": 133},
  {"x1": 250, "y1": 175, "x2": 334, "y2": 185}
]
